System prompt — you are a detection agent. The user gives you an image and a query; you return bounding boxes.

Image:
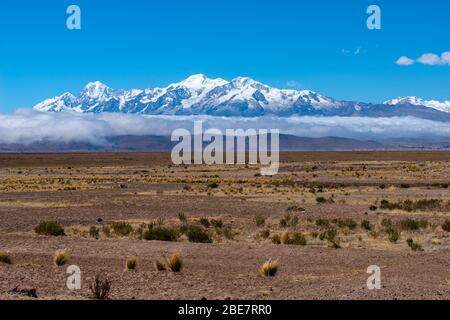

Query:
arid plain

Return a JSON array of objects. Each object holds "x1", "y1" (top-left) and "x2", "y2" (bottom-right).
[{"x1": 0, "y1": 152, "x2": 449, "y2": 300}]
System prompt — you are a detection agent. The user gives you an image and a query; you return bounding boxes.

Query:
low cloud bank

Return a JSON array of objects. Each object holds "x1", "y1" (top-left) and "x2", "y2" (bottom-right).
[{"x1": 1, "y1": 109, "x2": 450, "y2": 145}]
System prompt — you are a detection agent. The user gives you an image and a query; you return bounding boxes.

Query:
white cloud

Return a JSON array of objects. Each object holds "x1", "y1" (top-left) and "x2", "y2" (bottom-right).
[
  {"x1": 1, "y1": 110, "x2": 450, "y2": 145},
  {"x1": 286, "y1": 80, "x2": 301, "y2": 88},
  {"x1": 397, "y1": 51, "x2": 450, "y2": 66},
  {"x1": 417, "y1": 53, "x2": 442, "y2": 65},
  {"x1": 396, "y1": 56, "x2": 415, "y2": 66}
]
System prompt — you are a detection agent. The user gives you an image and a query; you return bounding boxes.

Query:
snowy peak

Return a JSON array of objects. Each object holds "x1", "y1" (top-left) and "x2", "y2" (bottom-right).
[
  {"x1": 384, "y1": 96, "x2": 450, "y2": 113},
  {"x1": 80, "y1": 81, "x2": 113, "y2": 101}
]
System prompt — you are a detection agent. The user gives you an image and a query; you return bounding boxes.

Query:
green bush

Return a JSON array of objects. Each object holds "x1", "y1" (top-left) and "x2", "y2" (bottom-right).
[
  {"x1": 186, "y1": 226, "x2": 212, "y2": 243},
  {"x1": 111, "y1": 222, "x2": 133, "y2": 236},
  {"x1": 34, "y1": 221, "x2": 65, "y2": 236},
  {"x1": 143, "y1": 225, "x2": 179, "y2": 242}
]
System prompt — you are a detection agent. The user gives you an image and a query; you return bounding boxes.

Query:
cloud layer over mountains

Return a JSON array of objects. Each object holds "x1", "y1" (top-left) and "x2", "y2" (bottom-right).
[{"x1": 2, "y1": 109, "x2": 450, "y2": 145}]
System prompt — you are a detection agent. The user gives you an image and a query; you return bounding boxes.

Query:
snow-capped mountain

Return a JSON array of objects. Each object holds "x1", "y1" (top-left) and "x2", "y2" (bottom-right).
[
  {"x1": 33, "y1": 74, "x2": 353, "y2": 116},
  {"x1": 33, "y1": 74, "x2": 450, "y2": 120},
  {"x1": 384, "y1": 96, "x2": 450, "y2": 113}
]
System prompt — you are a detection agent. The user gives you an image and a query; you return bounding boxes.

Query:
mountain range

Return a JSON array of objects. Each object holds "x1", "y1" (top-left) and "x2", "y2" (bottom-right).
[{"x1": 33, "y1": 74, "x2": 450, "y2": 121}]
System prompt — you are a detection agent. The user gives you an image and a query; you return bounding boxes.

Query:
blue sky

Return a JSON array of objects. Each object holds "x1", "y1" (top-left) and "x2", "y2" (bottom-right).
[{"x1": 0, "y1": 0, "x2": 449, "y2": 112}]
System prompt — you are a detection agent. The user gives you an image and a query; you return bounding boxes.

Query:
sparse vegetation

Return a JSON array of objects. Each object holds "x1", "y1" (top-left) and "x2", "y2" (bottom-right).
[
  {"x1": 89, "y1": 274, "x2": 111, "y2": 300},
  {"x1": 335, "y1": 218, "x2": 357, "y2": 230},
  {"x1": 186, "y1": 225, "x2": 212, "y2": 243},
  {"x1": 380, "y1": 199, "x2": 449, "y2": 212},
  {"x1": 279, "y1": 214, "x2": 298, "y2": 228},
  {"x1": 167, "y1": 252, "x2": 183, "y2": 272},
  {"x1": 34, "y1": 221, "x2": 65, "y2": 236},
  {"x1": 361, "y1": 220, "x2": 372, "y2": 231},
  {"x1": 143, "y1": 224, "x2": 179, "y2": 242},
  {"x1": 154, "y1": 260, "x2": 166, "y2": 271},
  {"x1": 406, "y1": 238, "x2": 423, "y2": 251},
  {"x1": 199, "y1": 217, "x2": 211, "y2": 228},
  {"x1": 0, "y1": 251, "x2": 11, "y2": 264},
  {"x1": 111, "y1": 222, "x2": 133, "y2": 236},
  {"x1": 385, "y1": 227, "x2": 400, "y2": 243},
  {"x1": 399, "y1": 219, "x2": 428, "y2": 231},
  {"x1": 89, "y1": 226, "x2": 100, "y2": 238},
  {"x1": 272, "y1": 233, "x2": 281, "y2": 244},
  {"x1": 125, "y1": 257, "x2": 137, "y2": 270},
  {"x1": 53, "y1": 250, "x2": 68, "y2": 266},
  {"x1": 255, "y1": 215, "x2": 266, "y2": 227},
  {"x1": 260, "y1": 259, "x2": 279, "y2": 277},
  {"x1": 442, "y1": 220, "x2": 450, "y2": 232}
]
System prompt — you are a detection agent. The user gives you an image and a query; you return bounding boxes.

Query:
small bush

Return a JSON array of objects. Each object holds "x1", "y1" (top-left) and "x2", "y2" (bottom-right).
[
  {"x1": 90, "y1": 274, "x2": 111, "y2": 300},
  {"x1": 0, "y1": 251, "x2": 11, "y2": 264},
  {"x1": 271, "y1": 233, "x2": 281, "y2": 244},
  {"x1": 361, "y1": 220, "x2": 372, "y2": 231},
  {"x1": 279, "y1": 214, "x2": 298, "y2": 228},
  {"x1": 143, "y1": 224, "x2": 179, "y2": 242},
  {"x1": 316, "y1": 197, "x2": 327, "y2": 204},
  {"x1": 255, "y1": 215, "x2": 266, "y2": 227},
  {"x1": 186, "y1": 226, "x2": 212, "y2": 243},
  {"x1": 260, "y1": 259, "x2": 279, "y2": 277},
  {"x1": 217, "y1": 226, "x2": 235, "y2": 240},
  {"x1": 399, "y1": 219, "x2": 428, "y2": 231},
  {"x1": 111, "y1": 222, "x2": 133, "y2": 237},
  {"x1": 53, "y1": 250, "x2": 68, "y2": 266},
  {"x1": 369, "y1": 205, "x2": 378, "y2": 211},
  {"x1": 385, "y1": 227, "x2": 399, "y2": 243},
  {"x1": 125, "y1": 257, "x2": 137, "y2": 271},
  {"x1": 178, "y1": 213, "x2": 187, "y2": 223},
  {"x1": 167, "y1": 252, "x2": 183, "y2": 272},
  {"x1": 285, "y1": 232, "x2": 307, "y2": 246},
  {"x1": 336, "y1": 218, "x2": 357, "y2": 230},
  {"x1": 442, "y1": 220, "x2": 450, "y2": 232},
  {"x1": 34, "y1": 221, "x2": 65, "y2": 236},
  {"x1": 199, "y1": 217, "x2": 210, "y2": 228},
  {"x1": 210, "y1": 219, "x2": 224, "y2": 229},
  {"x1": 316, "y1": 219, "x2": 330, "y2": 229},
  {"x1": 207, "y1": 181, "x2": 219, "y2": 189},
  {"x1": 406, "y1": 238, "x2": 423, "y2": 251},
  {"x1": 381, "y1": 218, "x2": 393, "y2": 228},
  {"x1": 89, "y1": 226, "x2": 100, "y2": 238},
  {"x1": 154, "y1": 260, "x2": 166, "y2": 271}
]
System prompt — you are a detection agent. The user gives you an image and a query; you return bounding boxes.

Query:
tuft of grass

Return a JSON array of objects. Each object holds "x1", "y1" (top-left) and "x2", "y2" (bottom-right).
[
  {"x1": 399, "y1": 219, "x2": 428, "y2": 231},
  {"x1": 316, "y1": 219, "x2": 330, "y2": 229},
  {"x1": 143, "y1": 224, "x2": 179, "y2": 242},
  {"x1": 279, "y1": 214, "x2": 298, "y2": 228},
  {"x1": 154, "y1": 260, "x2": 166, "y2": 271},
  {"x1": 406, "y1": 238, "x2": 423, "y2": 251},
  {"x1": 102, "y1": 225, "x2": 111, "y2": 237},
  {"x1": 53, "y1": 250, "x2": 68, "y2": 266},
  {"x1": 111, "y1": 222, "x2": 133, "y2": 237},
  {"x1": 442, "y1": 220, "x2": 450, "y2": 232},
  {"x1": 361, "y1": 220, "x2": 372, "y2": 231},
  {"x1": 282, "y1": 232, "x2": 307, "y2": 246},
  {"x1": 260, "y1": 259, "x2": 279, "y2": 277},
  {"x1": 0, "y1": 251, "x2": 11, "y2": 264},
  {"x1": 89, "y1": 226, "x2": 100, "y2": 238},
  {"x1": 178, "y1": 213, "x2": 187, "y2": 223},
  {"x1": 385, "y1": 227, "x2": 400, "y2": 243},
  {"x1": 89, "y1": 274, "x2": 111, "y2": 300},
  {"x1": 271, "y1": 233, "x2": 281, "y2": 244},
  {"x1": 199, "y1": 217, "x2": 210, "y2": 228},
  {"x1": 186, "y1": 225, "x2": 212, "y2": 243},
  {"x1": 167, "y1": 252, "x2": 183, "y2": 272},
  {"x1": 34, "y1": 221, "x2": 65, "y2": 236},
  {"x1": 125, "y1": 257, "x2": 137, "y2": 271},
  {"x1": 255, "y1": 215, "x2": 266, "y2": 227},
  {"x1": 336, "y1": 218, "x2": 357, "y2": 230},
  {"x1": 210, "y1": 219, "x2": 223, "y2": 229},
  {"x1": 380, "y1": 198, "x2": 449, "y2": 212}
]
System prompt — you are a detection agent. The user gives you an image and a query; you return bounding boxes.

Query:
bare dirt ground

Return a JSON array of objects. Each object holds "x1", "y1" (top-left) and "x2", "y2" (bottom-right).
[{"x1": 0, "y1": 152, "x2": 449, "y2": 300}]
